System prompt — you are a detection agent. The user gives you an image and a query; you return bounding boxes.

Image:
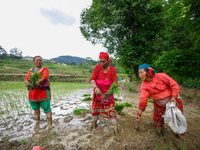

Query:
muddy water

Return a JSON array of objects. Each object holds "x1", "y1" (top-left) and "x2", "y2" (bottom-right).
[{"x1": 0, "y1": 87, "x2": 200, "y2": 150}]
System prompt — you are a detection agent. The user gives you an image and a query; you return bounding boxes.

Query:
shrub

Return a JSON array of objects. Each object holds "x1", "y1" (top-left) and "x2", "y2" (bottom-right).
[{"x1": 182, "y1": 78, "x2": 200, "y2": 90}]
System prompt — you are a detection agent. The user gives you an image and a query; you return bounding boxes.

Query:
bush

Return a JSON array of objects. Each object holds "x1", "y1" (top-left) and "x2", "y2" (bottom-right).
[{"x1": 182, "y1": 78, "x2": 200, "y2": 90}]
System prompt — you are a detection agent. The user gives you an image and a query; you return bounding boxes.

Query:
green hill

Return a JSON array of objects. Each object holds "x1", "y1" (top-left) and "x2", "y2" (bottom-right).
[{"x1": 50, "y1": 55, "x2": 86, "y2": 65}]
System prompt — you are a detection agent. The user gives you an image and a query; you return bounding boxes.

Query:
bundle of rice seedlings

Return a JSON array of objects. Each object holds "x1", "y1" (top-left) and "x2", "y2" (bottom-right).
[
  {"x1": 73, "y1": 109, "x2": 90, "y2": 114},
  {"x1": 82, "y1": 97, "x2": 92, "y2": 101},
  {"x1": 102, "y1": 82, "x2": 120, "y2": 101},
  {"x1": 30, "y1": 72, "x2": 40, "y2": 85},
  {"x1": 115, "y1": 103, "x2": 124, "y2": 114}
]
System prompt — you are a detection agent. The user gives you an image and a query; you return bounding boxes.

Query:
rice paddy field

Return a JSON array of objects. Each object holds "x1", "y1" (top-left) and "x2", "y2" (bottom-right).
[{"x1": 0, "y1": 81, "x2": 200, "y2": 150}]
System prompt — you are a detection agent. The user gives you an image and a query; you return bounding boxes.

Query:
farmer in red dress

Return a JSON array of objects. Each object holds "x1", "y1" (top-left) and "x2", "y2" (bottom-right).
[
  {"x1": 24, "y1": 56, "x2": 52, "y2": 128},
  {"x1": 136, "y1": 63, "x2": 184, "y2": 136},
  {"x1": 91, "y1": 52, "x2": 118, "y2": 135}
]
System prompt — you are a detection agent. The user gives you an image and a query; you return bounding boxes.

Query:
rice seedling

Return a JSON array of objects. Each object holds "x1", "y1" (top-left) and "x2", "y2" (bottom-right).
[
  {"x1": 2, "y1": 117, "x2": 7, "y2": 126},
  {"x1": 1, "y1": 137, "x2": 8, "y2": 142},
  {"x1": 73, "y1": 109, "x2": 90, "y2": 114},
  {"x1": 82, "y1": 97, "x2": 92, "y2": 101},
  {"x1": 148, "y1": 99, "x2": 153, "y2": 103},
  {"x1": 18, "y1": 138, "x2": 27, "y2": 144},
  {"x1": 108, "y1": 82, "x2": 120, "y2": 96},
  {"x1": 30, "y1": 72, "x2": 40, "y2": 85}
]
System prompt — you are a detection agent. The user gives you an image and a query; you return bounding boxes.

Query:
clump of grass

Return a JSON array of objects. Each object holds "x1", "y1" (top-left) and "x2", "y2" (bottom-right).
[
  {"x1": 148, "y1": 99, "x2": 153, "y2": 103},
  {"x1": 83, "y1": 94, "x2": 91, "y2": 97},
  {"x1": 73, "y1": 109, "x2": 90, "y2": 114},
  {"x1": 82, "y1": 97, "x2": 92, "y2": 101},
  {"x1": 30, "y1": 72, "x2": 40, "y2": 85},
  {"x1": 128, "y1": 87, "x2": 133, "y2": 92},
  {"x1": 124, "y1": 102, "x2": 132, "y2": 107}
]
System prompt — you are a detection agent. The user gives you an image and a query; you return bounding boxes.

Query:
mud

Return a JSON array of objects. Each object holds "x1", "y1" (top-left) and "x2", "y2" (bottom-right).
[{"x1": 0, "y1": 83, "x2": 200, "y2": 150}]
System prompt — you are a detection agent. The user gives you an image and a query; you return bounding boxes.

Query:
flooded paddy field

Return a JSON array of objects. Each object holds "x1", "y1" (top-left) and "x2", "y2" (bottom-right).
[{"x1": 0, "y1": 82, "x2": 200, "y2": 150}]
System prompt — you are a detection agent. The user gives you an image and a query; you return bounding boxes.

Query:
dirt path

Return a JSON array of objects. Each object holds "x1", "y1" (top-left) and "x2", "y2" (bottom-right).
[{"x1": 0, "y1": 84, "x2": 200, "y2": 150}]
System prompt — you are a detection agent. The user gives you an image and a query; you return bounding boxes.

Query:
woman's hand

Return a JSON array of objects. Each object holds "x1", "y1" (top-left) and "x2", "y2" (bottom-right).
[
  {"x1": 170, "y1": 96, "x2": 176, "y2": 104},
  {"x1": 95, "y1": 87, "x2": 102, "y2": 95},
  {"x1": 25, "y1": 81, "x2": 31, "y2": 87},
  {"x1": 136, "y1": 109, "x2": 142, "y2": 123},
  {"x1": 136, "y1": 115, "x2": 141, "y2": 123}
]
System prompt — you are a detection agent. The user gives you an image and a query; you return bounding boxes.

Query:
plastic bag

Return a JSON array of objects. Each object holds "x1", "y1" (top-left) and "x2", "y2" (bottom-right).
[{"x1": 162, "y1": 102, "x2": 187, "y2": 134}]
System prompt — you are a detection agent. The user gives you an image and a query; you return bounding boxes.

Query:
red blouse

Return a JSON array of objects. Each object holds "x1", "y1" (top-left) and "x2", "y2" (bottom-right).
[
  {"x1": 91, "y1": 64, "x2": 118, "y2": 83},
  {"x1": 139, "y1": 73, "x2": 179, "y2": 111},
  {"x1": 25, "y1": 67, "x2": 51, "y2": 102}
]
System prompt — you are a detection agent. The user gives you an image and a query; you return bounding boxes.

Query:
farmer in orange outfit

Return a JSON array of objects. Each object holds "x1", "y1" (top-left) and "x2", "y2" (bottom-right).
[
  {"x1": 24, "y1": 56, "x2": 52, "y2": 128},
  {"x1": 136, "y1": 63, "x2": 184, "y2": 136}
]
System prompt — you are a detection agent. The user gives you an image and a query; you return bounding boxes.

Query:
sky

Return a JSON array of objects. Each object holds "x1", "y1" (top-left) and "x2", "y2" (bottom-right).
[{"x1": 0, "y1": 0, "x2": 106, "y2": 60}]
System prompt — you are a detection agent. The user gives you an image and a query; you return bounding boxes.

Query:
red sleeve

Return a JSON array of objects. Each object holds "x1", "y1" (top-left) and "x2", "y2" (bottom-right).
[
  {"x1": 157, "y1": 73, "x2": 179, "y2": 98},
  {"x1": 41, "y1": 67, "x2": 49, "y2": 81},
  {"x1": 91, "y1": 65, "x2": 100, "y2": 81},
  {"x1": 139, "y1": 82, "x2": 149, "y2": 111},
  {"x1": 111, "y1": 67, "x2": 118, "y2": 84},
  {"x1": 24, "y1": 69, "x2": 32, "y2": 81}
]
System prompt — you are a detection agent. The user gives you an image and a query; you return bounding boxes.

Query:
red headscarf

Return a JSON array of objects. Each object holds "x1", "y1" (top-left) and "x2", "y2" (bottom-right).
[{"x1": 99, "y1": 52, "x2": 113, "y2": 63}]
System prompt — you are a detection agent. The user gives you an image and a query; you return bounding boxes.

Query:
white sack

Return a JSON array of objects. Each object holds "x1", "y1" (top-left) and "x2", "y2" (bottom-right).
[{"x1": 162, "y1": 102, "x2": 187, "y2": 134}]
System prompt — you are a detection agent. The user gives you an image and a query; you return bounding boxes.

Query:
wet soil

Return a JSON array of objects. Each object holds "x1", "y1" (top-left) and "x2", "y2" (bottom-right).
[{"x1": 0, "y1": 83, "x2": 200, "y2": 150}]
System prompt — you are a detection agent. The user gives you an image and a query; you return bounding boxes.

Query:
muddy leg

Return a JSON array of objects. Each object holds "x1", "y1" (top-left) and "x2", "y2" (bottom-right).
[
  {"x1": 92, "y1": 115, "x2": 99, "y2": 130},
  {"x1": 156, "y1": 126, "x2": 164, "y2": 136},
  {"x1": 46, "y1": 110, "x2": 52, "y2": 129},
  {"x1": 111, "y1": 118, "x2": 118, "y2": 136},
  {"x1": 34, "y1": 109, "x2": 40, "y2": 123}
]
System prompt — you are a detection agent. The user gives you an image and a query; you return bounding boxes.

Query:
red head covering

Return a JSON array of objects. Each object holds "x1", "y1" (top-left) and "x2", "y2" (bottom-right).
[{"x1": 99, "y1": 52, "x2": 113, "y2": 63}]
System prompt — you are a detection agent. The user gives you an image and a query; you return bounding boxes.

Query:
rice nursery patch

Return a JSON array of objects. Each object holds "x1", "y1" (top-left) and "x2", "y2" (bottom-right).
[
  {"x1": 82, "y1": 97, "x2": 92, "y2": 101},
  {"x1": 73, "y1": 109, "x2": 90, "y2": 114}
]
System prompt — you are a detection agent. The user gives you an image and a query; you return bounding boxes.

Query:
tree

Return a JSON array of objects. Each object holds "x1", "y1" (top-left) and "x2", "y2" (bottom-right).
[
  {"x1": 10, "y1": 47, "x2": 23, "y2": 59},
  {"x1": 0, "y1": 46, "x2": 7, "y2": 58},
  {"x1": 80, "y1": 0, "x2": 165, "y2": 79}
]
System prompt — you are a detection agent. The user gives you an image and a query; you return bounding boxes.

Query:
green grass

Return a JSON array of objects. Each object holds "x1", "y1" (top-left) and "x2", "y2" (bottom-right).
[
  {"x1": 114, "y1": 98, "x2": 118, "y2": 101},
  {"x1": 82, "y1": 97, "x2": 92, "y2": 101},
  {"x1": 0, "y1": 57, "x2": 126, "y2": 80},
  {"x1": 73, "y1": 109, "x2": 90, "y2": 114}
]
